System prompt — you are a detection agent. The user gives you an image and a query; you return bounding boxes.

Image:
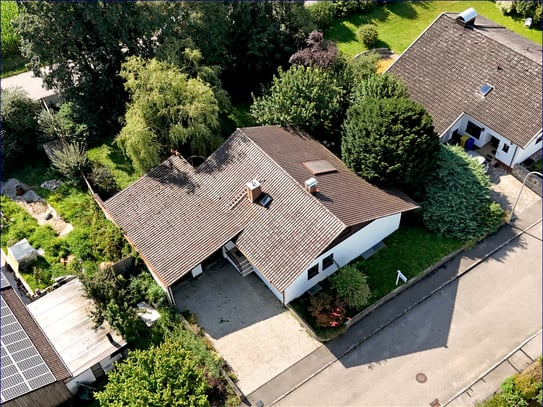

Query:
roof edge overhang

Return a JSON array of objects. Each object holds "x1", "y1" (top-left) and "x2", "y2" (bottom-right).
[{"x1": 164, "y1": 229, "x2": 245, "y2": 287}]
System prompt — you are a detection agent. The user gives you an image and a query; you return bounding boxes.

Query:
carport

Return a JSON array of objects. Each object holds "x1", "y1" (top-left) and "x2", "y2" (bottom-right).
[{"x1": 172, "y1": 259, "x2": 321, "y2": 395}]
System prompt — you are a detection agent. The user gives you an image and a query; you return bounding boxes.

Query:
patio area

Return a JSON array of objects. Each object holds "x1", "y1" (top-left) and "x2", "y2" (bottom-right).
[{"x1": 172, "y1": 259, "x2": 321, "y2": 396}]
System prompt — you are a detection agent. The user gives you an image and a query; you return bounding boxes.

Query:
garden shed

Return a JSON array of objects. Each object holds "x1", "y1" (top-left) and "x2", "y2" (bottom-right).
[{"x1": 5, "y1": 238, "x2": 37, "y2": 274}]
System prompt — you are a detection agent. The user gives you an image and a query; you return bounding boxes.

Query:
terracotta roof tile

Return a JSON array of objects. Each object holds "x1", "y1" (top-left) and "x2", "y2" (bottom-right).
[
  {"x1": 105, "y1": 127, "x2": 418, "y2": 293},
  {"x1": 388, "y1": 13, "x2": 542, "y2": 148}
]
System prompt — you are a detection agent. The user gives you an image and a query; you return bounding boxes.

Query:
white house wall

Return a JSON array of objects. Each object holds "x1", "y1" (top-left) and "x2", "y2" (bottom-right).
[
  {"x1": 441, "y1": 113, "x2": 539, "y2": 167},
  {"x1": 283, "y1": 213, "x2": 402, "y2": 304},
  {"x1": 66, "y1": 369, "x2": 96, "y2": 394},
  {"x1": 513, "y1": 131, "x2": 542, "y2": 165}
]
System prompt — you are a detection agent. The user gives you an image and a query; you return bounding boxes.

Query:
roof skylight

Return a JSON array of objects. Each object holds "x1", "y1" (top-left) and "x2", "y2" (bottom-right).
[{"x1": 479, "y1": 83, "x2": 493, "y2": 96}]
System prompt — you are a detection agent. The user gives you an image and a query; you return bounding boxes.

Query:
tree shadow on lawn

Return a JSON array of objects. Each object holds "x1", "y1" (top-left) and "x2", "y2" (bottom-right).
[
  {"x1": 106, "y1": 143, "x2": 136, "y2": 178},
  {"x1": 386, "y1": 1, "x2": 420, "y2": 20}
]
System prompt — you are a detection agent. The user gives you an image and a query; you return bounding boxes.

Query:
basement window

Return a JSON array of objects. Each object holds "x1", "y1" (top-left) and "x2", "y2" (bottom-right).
[{"x1": 307, "y1": 264, "x2": 319, "y2": 280}]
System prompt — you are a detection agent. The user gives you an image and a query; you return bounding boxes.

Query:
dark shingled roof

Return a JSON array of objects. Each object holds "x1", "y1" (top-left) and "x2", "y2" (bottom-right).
[
  {"x1": 388, "y1": 13, "x2": 542, "y2": 148},
  {"x1": 105, "y1": 127, "x2": 418, "y2": 293}
]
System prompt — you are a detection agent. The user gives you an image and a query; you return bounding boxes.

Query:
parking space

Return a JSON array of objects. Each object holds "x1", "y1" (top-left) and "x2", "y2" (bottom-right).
[
  {"x1": 172, "y1": 259, "x2": 321, "y2": 396},
  {"x1": 489, "y1": 167, "x2": 540, "y2": 216}
]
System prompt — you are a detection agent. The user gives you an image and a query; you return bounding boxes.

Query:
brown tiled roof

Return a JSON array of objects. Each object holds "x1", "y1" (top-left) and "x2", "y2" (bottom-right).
[
  {"x1": 105, "y1": 127, "x2": 418, "y2": 292},
  {"x1": 388, "y1": 13, "x2": 542, "y2": 148},
  {"x1": 1, "y1": 288, "x2": 70, "y2": 382}
]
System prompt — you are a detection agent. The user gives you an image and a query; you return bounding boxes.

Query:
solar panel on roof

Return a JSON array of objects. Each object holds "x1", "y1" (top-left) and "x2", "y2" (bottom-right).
[
  {"x1": 0, "y1": 296, "x2": 56, "y2": 402},
  {"x1": 1, "y1": 270, "x2": 10, "y2": 290},
  {"x1": 302, "y1": 160, "x2": 338, "y2": 175}
]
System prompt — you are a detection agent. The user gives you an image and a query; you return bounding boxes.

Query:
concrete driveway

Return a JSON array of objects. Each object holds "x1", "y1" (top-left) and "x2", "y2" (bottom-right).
[
  {"x1": 172, "y1": 259, "x2": 321, "y2": 395},
  {"x1": 489, "y1": 167, "x2": 540, "y2": 215}
]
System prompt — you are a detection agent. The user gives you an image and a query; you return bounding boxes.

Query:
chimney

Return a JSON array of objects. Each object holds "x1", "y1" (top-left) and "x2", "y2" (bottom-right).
[
  {"x1": 245, "y1": 180, "x2": 262, "y2": 202},
  {"x1": 305, "y1": 177, "x2": 318, "y2": 194}
]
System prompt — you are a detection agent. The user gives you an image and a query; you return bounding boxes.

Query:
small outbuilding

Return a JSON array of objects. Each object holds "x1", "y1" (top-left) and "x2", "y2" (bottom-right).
[
  {"x1": 5, "y1": 238, "x2": 37, "y2": 274},
  {"x1": 27, "y1": 278, "x2": 127, "y2": 394}
]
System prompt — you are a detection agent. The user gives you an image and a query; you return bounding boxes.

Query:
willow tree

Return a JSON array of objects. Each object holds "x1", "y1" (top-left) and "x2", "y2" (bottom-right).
[{"x1": 117, "y1": 56, "x2": 222, "y2": 174}]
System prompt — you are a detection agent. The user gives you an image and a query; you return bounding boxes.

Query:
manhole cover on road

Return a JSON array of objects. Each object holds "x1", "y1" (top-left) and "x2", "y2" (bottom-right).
[{"x1": 416, "y1": 373, "x2": 428, "y2": 383}]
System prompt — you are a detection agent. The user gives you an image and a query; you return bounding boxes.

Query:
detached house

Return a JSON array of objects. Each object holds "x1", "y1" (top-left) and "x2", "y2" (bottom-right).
[
  {"x1": 104, "y1": 126, "x2": 418, "y2": 305},
  {"x1": 388, "y1": 9, "x2": 542, "y2": 168}
]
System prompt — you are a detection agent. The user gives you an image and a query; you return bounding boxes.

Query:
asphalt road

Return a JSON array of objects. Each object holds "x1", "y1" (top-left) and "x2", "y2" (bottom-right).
[{"x1": 275, "y1": 221, "x2": 542, "y2": 407}]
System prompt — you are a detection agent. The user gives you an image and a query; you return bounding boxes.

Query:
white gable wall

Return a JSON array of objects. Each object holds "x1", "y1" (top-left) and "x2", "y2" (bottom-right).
[{"x1": 282, "y1": 213, "x2": 402, "y2": 304}]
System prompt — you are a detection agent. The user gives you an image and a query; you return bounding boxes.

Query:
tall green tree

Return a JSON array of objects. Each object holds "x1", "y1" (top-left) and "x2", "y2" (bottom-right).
[
  {"x1": 251, "y1": 65, "x2": 344, "y2": 145},
  {"x1": 351, "y1": 73, "x2": 409, "y2": 102},
  {"x1": 13, "y1": 1, "x2": 161, "y2": 140},
  {"x1": 222, "y1": 1, "x2": 313, "y2": 100},
  {"x1": 1, "y1": 88, "x2": 41, "y2": 175},
  {"x1": 117, "y1": 57, "x2": 222, "y2": 174},
  {"x1": 95, "y1": 336, "x2": 210, "y2": 407},
  {"x1": 422, "y1": 145, "x2": 503, "y2": 242},
  {"x1": 342, "y1": 97, "x2": 439, "y2": 191}
]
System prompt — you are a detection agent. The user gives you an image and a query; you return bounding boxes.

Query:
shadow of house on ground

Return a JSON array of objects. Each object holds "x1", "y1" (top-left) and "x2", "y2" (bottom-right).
[
  {"x1": 325, "y1": 224, "x2": 527, "y2": 367},
  {"x1": 172, "y1": 259, "x2": 283, "y2": 339}
]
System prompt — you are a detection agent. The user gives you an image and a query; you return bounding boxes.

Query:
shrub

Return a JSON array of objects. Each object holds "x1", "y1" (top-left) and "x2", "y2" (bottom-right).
[
  {"x1": 308, "y1": 2, "x2": 335, "y2": 29},
  {"x1": 1, "y1": 2, "x2": 20, "y2": 57},
  {"x1": 496, "y1": 1, "x2": 515, "y2": 14},
  {"x1": 357, "y1": 24, "x2": 378, "y2": 49},
  {"x1": 514, "y1": 360, "x2": 542, "y2": 401},
  {"x1": 1, "y1": 88, "x2": 40, "y2": 175},
  {"x1": 50, "y1": 142, "x2": 89, "y2": 183},
  {"x1": 501, "y1": 376, "x2": 528, "y2": 407},
  {"x1": 87, "y1": 163, "x2": 120, "y2": 199},
  {"x1": 307, "y1": 291, "x2": 347, "y2": 327},
  {"x1": 65, "y1": 227, "x2": 93, "y2": 260},
  {"x1": 422, "y1": 145, "x2": 504, "y2": 242},
  {"x1": 330, "y1": 264, "x2": 371, "y2": 311},
  {"x1": 38, "y1": 102, "x2": 90, "y2": 144},
  {"x1": 129, "y1": 271, "x2": 167, "y2": 307}
]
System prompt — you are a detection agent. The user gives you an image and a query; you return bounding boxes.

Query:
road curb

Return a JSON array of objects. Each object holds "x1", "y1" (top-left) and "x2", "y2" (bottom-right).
[{"x1": 442, "y1": 329, "x2": 542, "y2": 406}]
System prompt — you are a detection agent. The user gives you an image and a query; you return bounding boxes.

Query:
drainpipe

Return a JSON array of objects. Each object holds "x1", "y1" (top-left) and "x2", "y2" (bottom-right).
[
  {"x1": 509, "y1": 145, "x2": 519, "y2": 168},
  {"x1": 282, "y1": 291, "x2": 286, "y2": 306},
  {"x1": 167, "y1": 286, "x2": 174, "y2": 306}
]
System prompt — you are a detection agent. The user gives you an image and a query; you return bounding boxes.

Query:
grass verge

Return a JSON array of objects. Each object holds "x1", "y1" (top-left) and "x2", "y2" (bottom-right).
[
  {"x1": 1, "y1": 54, "x2": 28, "y2": 78},
  {"x1": 87, "y1": 138, "x2": 140, "y2": 189},
  {"x1": 326, "y1": 1, "x2": 542, "y2": 57},
  {"x1": 291, "y1": 222, "x2": 462, "y2": 338}
]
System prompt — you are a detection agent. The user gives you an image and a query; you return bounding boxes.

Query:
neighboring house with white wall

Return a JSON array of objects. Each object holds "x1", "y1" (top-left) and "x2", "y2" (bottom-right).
[
  {"x1": 27, "y1": 278, "x2": 126, "y2": 395},
  {"x1": 103, "y1": 126, "x2": 418, "y2": 305},
  {"x1": 388, "y1": 10, "x2": 542, "y2": 169}
]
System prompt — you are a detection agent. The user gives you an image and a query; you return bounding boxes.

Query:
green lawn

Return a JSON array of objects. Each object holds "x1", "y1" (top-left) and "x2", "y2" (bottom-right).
[
  {"x1": 325, "y1": 1, "x2": 542, "y2": 57},
  {"x1": 359, "y1": 224, "x2": 462, "y2": 302},
  {"x1": 291, "y1": 222, "x2": 462, "y2": 338},
  {"x1": 1, "y1": 54, "x2": 29, "y2": 78},
  {"x1": 87, "y1": 138, "x2": 140, "y2": 189}
]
